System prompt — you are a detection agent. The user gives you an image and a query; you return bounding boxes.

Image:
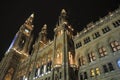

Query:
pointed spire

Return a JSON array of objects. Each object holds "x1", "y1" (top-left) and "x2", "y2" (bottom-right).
[
  {"x1": 61, "y1": 9, "x2": 67, "y2": 14},
  {"x1": 25, "y1": 13, "x2": 34, "y2": 25},
  {"x1": 42, "y1": 24, "x2": 47, "y2": 30},
  {"x1": 60, "y1": 9, "x2": 67, "y2": 17},
  {"x1": 57, "y1": 9, "x2": 67, "y2": 26}
]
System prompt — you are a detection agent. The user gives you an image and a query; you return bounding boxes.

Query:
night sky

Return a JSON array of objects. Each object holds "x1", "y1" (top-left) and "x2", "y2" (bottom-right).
[{"x1": 0, "y1": 0, "x2": 119, "y2": 61}]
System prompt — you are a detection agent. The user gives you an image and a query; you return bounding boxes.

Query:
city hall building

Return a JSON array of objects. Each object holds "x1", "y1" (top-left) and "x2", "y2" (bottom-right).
[{"x1": 0, "y1": 7, "x2": 120, "y2": 80}]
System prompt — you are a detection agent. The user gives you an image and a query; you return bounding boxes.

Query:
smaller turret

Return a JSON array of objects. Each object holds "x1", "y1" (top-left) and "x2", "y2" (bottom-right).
[{"x1": 37, "y1": 24, "x2": 48, "y2": 48}]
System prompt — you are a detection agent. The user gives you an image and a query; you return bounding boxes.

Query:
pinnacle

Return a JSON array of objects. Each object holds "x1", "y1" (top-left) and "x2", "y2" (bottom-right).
[
  {"x1": 30, "y1": 13, "x2": 34, "y2": 18},
  {"x1": 61, "y1": 9, "x2": 66, "y2": 14},
  {"x1": 42, "y1": 24, "x2": 47, "y2": 29}
]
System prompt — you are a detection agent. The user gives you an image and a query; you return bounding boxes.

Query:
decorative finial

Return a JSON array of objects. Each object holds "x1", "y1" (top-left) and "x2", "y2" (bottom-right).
[
  {"x1": 42, "y1": 24, "x2": 47, "y2": 30},
  {"x1": 25, "y1": 13, "x2": 34, "y2": 25},
  {"x1": 30, "y1": 13, "x2": 34, "y2": 18},
  {"x1": 61, "y1": 9, "x2": 66, "y2": 14}
]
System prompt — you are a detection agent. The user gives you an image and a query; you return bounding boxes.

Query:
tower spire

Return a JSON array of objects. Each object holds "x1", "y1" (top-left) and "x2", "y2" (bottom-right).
[
  {"x1": 25, "y1": 13, "x2": 34, "y2": 26},
  {"x1": 58, "y1": 9, "x2": 67, "y2": 26}
]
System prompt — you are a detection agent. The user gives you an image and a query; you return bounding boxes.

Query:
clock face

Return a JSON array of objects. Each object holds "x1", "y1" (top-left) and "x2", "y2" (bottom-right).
[
  {"x1": 19, "y1": 36, "x2": 26, "y2": 49},
  {"x1": 117, "y1": 59, "x2": 120, "y2": 68}
]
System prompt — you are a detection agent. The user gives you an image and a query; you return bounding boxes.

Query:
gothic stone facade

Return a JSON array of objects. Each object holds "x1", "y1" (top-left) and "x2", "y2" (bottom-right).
[{"x1": 0, "y1": 8, "x2": 120, "y2": 80}]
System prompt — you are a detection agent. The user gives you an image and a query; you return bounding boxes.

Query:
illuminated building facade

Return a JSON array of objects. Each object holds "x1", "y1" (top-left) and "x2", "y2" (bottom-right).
[{"x1": 0, "y1": 7, "x2": 120, "y2": 80}]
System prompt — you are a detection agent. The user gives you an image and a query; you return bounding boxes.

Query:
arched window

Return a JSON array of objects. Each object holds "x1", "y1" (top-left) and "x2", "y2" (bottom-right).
[
  {"x1": 19, "y1": 36, "x2": 26, "y2": 50},
  {"x1": 4, "y1": 68, "x2": 14, "y2": 80}
]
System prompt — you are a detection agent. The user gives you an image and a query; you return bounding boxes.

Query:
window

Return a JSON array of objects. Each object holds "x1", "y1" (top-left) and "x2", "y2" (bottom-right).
[
  {"x1": 103, "y1": 65, "x2": 109, "y2": 73},
  {"x1": 76, "y1": 42, "x2": 82, "y2": 49},
  {"x1": 80, "y1": 72, "x2": 88, "y2": 80},
  {"x1": 92, "y1": 32, "x2": 100, "y2": 39},
  {"x1": 80, "y1": 73, "x2": 83, "y2": 80},
  {"x1": 90, "y1": 68, "x2": 101, "y2": 77},
  {"x1": 84, "y1": 37, "x2": 91, "y2": 44},
  {"x1": 55, "y1": 74, "x2": 59, "y2": 80},
  {"x1": 40, "y1": 65, "x2": 44, "y2": 75},
  {"x1": 78, "y1": 56, "x2": 85, "y2": 66},
  {"x1": 35, "y1": 68, "x2": 38, "y2": 77},
  {"x1": 84, "y1": 72, "x2": 88, "y2": 79},
  {"x1": 90, "y1": 69, "x2": 95, "y2": 77},
  {"x1": 110, "y1": 41, "x2": 120, "y2": 52},
  {"x1": 98, "y1": 47, "x2": 107, "y2": 57},
  {"x1": 112, "y1": 20, "x2": 120, "y2": 28},
  {"x1": 88, "y1": 52, "x2": 96, "y2": 62},
  {"x1": 47, "y1": 61, "x2": 52, "y2": 72},
  {"x1": 96, "y1": 68, "x2": 100, "y2": 75},
  {"x1": 108, "y1": 63, "x2": 114, "y2": 71},
  {"x1": 103, "y1": 62, "x2": 114, "y2": 73},
  {"x1": 59, "y1": 72, "x2": 62, "y2": 79},
  {"x1": 102, "y1": 26, "x2": 111, "y2": 34}
]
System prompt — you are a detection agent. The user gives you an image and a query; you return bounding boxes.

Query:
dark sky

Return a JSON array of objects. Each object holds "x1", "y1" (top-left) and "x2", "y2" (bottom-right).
[{"x1": 0, "y1": 0, "x2": 119, "y2": 60}]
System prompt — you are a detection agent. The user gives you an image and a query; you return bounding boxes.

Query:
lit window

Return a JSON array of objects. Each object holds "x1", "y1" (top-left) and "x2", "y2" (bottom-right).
[
  {"x1": 96, "y1": 68, "x2": 100, "y2": 75},
  {"x1": 88, "y1": 52, "x2": 96, "y2": 62},
  {"x1": 25, "y1": 29, "x2": 30, "y2": 33},
  {"x1": 78, "y1": 56, "x2": 85, "y2": 66},
  {"x1": 59, "y1": 72, "x2": 62, "y2": 79},
  {"x1": 110, "y1": 41, "x2": 120, "y2": 52},
  {"x1": 80, "y1": 73, "x2": 83, "y2": 80},
  {"x1": 90, "y1": 69, "x2": 95, "y2": 77},
  {"x1": 98, "y1": 47, "x2": 107, "y2": 57}
]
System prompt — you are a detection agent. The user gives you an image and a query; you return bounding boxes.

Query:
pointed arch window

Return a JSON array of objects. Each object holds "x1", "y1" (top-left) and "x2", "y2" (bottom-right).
[{"x1": 4, "y1": 68, "x2": 14, "y2": 80}]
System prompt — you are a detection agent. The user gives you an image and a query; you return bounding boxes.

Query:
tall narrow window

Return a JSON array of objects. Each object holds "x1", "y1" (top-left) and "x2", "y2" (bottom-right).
[
  {"x1": 108, "y1": 63, "x2": 114, "y2": 71},
  {"x1": 78, "y1": 56, "x2": 85, "y2": 66},
  {"x1": 96, "y1": 68, "x2": 100, "y2": 75},
  {"x1": 40, "y1": 65, "x2": 44, "y2": 75},
  {"x1": 84, "y1": 72, "x2": 88, "y2": 79},
  {"x1": 110, "y1": 41, "x2": 120, "y2": 52},
  {"x1": 59, "y1": 72, "x2": 62, "y2": 79},
  {"x1": 98, "y1": 47, "x2": 107, "y2": 57},
  {"x1": 90, "y1": 69, "x2": 95, "y2": 77},
  {"x1": 80, "y1": 72, "x2": 88, "y2": 80},
  {"x1": 80, "y1": 73, "x2": 83, "y2": 80},
  {"x1": 112, "y1": 20, "x2": 120, "y2": 28},
  {"x1": 103, "y1": 65, "x2": 108, "y2": 73},
  {"x1": 88, "y1": 52, "x2": 96, "y2": 62},
  {"x1": 92, "y1": 32, "x2": 100, "y2": 39}
]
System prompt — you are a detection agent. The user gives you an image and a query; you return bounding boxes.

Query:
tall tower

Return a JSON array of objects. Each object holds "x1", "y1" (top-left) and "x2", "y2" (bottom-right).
[
  {"x1": 52, "y1": 9, "x2": 77, "y2": 80},
  {"x1": 0, "y1": 13, "x2": 34, "y2": 80}
]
